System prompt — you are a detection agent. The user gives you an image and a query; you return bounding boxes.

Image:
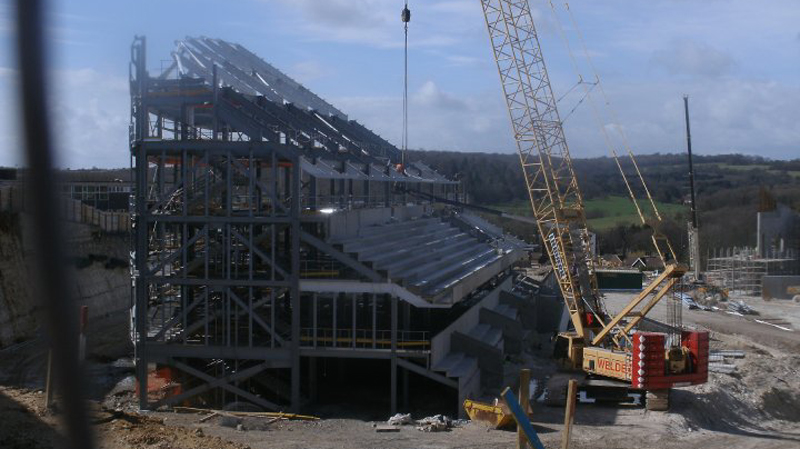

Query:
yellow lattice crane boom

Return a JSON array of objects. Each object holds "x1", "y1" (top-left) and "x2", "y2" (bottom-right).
[{"x1": 479, "y1": 0, "x2": 706, "y2": 409}]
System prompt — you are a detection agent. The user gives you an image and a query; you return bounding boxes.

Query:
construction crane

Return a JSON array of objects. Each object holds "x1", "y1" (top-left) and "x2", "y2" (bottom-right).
[{"x1": 478, "y1": 0, "x2": 708, "y2": 409}]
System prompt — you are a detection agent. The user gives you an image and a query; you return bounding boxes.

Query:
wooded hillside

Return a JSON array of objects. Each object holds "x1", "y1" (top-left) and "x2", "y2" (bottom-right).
[{"x1": 409, "y1": 150, "x2": 800, "y2": 260}]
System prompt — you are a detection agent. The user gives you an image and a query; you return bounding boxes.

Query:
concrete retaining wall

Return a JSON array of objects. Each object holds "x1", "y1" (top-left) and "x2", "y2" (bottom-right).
[
  {"x1": 0, "y1": 215, "x2": 131, "y2": 353},
  {"x1": 1, "y1": 184, "x2": 130, "y2": 233}
]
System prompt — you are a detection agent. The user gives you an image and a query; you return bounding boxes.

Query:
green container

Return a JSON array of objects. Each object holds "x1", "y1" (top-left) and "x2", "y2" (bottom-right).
[{"x1": 596, "y1": 269, "x2": 643, "y2": 291}]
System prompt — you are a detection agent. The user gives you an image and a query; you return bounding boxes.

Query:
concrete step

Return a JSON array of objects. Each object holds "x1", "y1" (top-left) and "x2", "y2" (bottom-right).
[
  {"x1": 468, "y1": 323, "x2": 491, "y2": 342},
  {"x1": 492, "y1": 303, "x2": 518, "y2": 320},
  {"x1": 424, "y1": 250, "x2": 503, "y2": 296},
  {"x1": 432, "y1": 352, "x2": 464, "y2": 373},
  {"x1": 340, "y1": 221, "x2": 445, "y2": 253},
  {"x1": 418, "y1": 248, "x2": 501, "y2": 292},
  {"x1": 380, "y1": 235, "x2": 475, "y2": 275},
  {"x1": 356, "y1": 217, "x2": 438, "y2": 238},
  {"x1": 431, "y1": 352, "x2": 478, "y2": 379},
  {"x1": 362, "y1": 228, "x2": 463, "y2": 264},
  {"x1": 469, "y1": 323, "x2": 503, "y2": 349},
  {"x1": 401, "y1": 244, "x2": 489, "y2": 285},
  {"x1": 449, "y1": 356, "x2": 479, "y2": 379}
]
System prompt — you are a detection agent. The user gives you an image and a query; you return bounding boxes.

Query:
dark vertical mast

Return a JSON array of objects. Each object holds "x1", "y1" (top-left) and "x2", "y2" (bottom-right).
[{"x1": 684, "y1": 95, "x2": 698, "y2": 229}]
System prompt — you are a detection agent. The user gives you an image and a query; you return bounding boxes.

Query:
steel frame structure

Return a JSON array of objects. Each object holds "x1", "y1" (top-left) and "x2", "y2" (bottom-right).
[
  {"x1": 131, "y1": 36, "x2": 302, "y2": 410},
  {"x1": 129, "y1": 36, "x2": 499, "y2": 414}
]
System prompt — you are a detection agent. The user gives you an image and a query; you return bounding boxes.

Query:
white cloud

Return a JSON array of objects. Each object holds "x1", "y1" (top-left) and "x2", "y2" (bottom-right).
[
  {"x1": 562, "y1": 77, "x2": 800, "y2": 159},
  {"x1": 290, "y1": 60, "x2": 328, "y2": 84},
  {"x1": 413, "y1": 80, "x2": 467, "y2": 110},
  {"x1": 48, "y1": 68, "x2": 129, "y2": 168},
  {"x1": 271, "y1": 0, "x2": 485, "y2": 49},
  {"x1": 334, "y1": 81, "x2": 514, "y2": 153},
  {"x1": 444, "y1": 54, "x2": 484, "y2": 67},
  {"x1": 651, "y1": 40, "x2": 736, "y2": 78},
  {"x1": 0, "y1": 66, "x2": 129, "y2": 169}
]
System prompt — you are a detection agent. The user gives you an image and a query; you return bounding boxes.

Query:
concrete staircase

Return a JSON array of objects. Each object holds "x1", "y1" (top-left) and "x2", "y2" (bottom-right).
[{"x1": 427, "y1": 282, "x2": 532, "y2": 416}]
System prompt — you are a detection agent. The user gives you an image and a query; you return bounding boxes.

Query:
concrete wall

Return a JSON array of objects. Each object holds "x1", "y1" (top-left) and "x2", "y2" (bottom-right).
[
  {"x1": 0, "y1": 214, "x2": 36, "y2": 347},
  {"x1": 1, "y1": 184, "x2": 130, "y2": 233},
  {"x1": 757, "y1": 205, "x2": 800, "y2": 258},
  {"x1": 762, "y1": 275, "x2": 800, "y2": 300},
  {"x1": 391, "y1": 204, "x2": 430, "y2": 222},
  {"x1": 326, "y1": 204, "x2": 432, "y2": 240},
  {"x1": 327, "y1": 207, "x2": 392, "y2": 240}
]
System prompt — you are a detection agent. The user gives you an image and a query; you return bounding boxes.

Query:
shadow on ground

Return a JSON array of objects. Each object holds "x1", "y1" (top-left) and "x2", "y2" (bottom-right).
[{"x1": 0, "y1": 389, "x2": 65, "y2": 448}]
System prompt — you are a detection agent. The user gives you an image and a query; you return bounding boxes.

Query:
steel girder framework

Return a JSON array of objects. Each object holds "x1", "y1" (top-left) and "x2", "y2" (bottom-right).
[
  {"x1": 131, "y1": 36, "x2": 301, "y2": 411},
  {"x1": 129, "y1": 35, "x2": 488, "y2": 414},
  {"x1": 169, "y1": 36, "x2": 403, "y2": 162}
]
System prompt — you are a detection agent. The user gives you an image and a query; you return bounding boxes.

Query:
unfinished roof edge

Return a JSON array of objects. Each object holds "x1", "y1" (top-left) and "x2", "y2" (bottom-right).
[
  {"x1": 175, "y1": 36, "x2": 348, "y2": 121},
  {"x1": 169, "y1": 36, "x2": 437, "y2": 169}
]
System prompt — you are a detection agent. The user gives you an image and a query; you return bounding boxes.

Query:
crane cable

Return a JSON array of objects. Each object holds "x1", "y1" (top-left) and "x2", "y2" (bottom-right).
[
  {"x1": 401, "y1": 1, "x2": 410, "y2": 170},
  {"x1": 544, "y1": 1, "x2": 677, "y2": 263},
  {"x1": 563, "y1": 2, "x2": 664, "y2": 223},
  {"x1": 544, "y1": 0, "x2": 648, "y2": 226}
]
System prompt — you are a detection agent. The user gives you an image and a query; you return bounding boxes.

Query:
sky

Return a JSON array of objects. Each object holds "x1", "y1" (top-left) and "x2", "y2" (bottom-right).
[{"x1": 0, "y1": 0, "x2": 798, "y2": 168}]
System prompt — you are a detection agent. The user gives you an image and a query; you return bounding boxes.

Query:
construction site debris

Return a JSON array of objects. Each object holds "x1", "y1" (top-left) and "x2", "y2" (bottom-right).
[
  {"x1": 387, "y1": 413, "x2": 413, "y2": 426},
  {"x1": 374, "y1": 424, "x2": 401, "y2": 433},
  {"x1": 754, "y1": 319, "x2": 793, "y2": 331},
  {"x1": 416, "y1": 415, "x2": 452, "y2": 432},
  {"x1": 199, "y1": 412, "x2": 220, "y2": 423},
  {"x1": 173, "y1": 406, "x2": 319, "y2": 421},
  {"x1": 708, "y1": 349, "x2": 747, "y2": 373},
  {"x1": 708, "y1": 362, "x2": 737, "y2": 374},
  {"x1": 727, "y1": 300, "x2": 758, "y2": 315},
  {"x1": 710, "y1": 350, "x2": 746, "y2": 358}
]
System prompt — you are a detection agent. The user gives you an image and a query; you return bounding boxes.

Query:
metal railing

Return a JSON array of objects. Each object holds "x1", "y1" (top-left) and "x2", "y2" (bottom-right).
[{"x1": 299, "y1": 327, "x2": 430, "y2": 351}]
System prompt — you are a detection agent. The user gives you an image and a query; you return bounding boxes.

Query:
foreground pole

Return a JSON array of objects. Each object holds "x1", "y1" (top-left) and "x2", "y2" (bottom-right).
[
  {"x1": 560, "y1": 379, "x2": 578, "y2": 449},
  {"x1": 517, "y1": 369, "x2": 531, "y2": 449}
]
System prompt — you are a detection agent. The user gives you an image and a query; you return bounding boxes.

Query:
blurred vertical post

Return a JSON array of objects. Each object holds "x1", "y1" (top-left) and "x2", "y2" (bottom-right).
[
  {"x1": 79, "y1": 305, "x2": 88, "y2": 361},
  {"x1": 45, "y1": 350, "x2": 54, "y2": 409},
  {"x1": 560, "y1": 379, "x2": 578, "y2": 449},
  {"x1": 518, "y1": 368, "x2": 531, "y2": 449},
  {"x1": 13, "y1": 0, "x2": 94, "y2": 447}
]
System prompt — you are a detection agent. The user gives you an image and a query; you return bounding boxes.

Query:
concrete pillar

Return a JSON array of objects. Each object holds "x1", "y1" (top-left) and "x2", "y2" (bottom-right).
[
  {"x1": 402, "y1": 302, "x2": 410, "y2": 409},
  {"x1": 390, "y1": 295, "x2": 398, "y2": 414},
  {"x1": 308, "y1": 357, "x2": 317, "y2": 402}
]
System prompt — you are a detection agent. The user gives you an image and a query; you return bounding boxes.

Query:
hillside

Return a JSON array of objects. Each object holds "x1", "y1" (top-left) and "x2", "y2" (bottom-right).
[{"x1": 408, "y1": 150, "x2": 800, "y2": 259}]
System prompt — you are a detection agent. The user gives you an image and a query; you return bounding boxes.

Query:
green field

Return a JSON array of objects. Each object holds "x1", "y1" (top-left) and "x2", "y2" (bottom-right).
[
  {"x1": 695, "y1": 162, "x2": 800, "y2": 178},
  {"x1": 491, "y1": 196, "x2": 685, "y2": 231}
]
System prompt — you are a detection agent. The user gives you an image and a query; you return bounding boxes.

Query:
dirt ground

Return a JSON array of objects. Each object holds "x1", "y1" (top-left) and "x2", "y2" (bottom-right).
[{"x1": 1, "y1": 293, "x2": 799, "y2": 449}]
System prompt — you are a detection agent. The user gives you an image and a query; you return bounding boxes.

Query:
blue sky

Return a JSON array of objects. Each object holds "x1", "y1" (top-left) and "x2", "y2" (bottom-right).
[{"x1": 0, "y1": 0, "x2": 798, "y2": 168}]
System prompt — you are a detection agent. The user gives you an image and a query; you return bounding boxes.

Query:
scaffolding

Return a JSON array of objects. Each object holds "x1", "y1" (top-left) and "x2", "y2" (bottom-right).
[{"x1": 706, "y1": 247, "x2": 797, "y2": 296}]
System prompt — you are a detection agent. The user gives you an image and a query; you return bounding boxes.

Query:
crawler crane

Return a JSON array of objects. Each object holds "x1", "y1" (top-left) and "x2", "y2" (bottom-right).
[{"x1": 478, "y1": 0, "x2": 709, "y2": 409}]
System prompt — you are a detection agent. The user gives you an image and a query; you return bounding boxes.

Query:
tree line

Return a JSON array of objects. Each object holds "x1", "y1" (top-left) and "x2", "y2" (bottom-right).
[{"x1": 408, "y1": 150, "x2": 800, "y2": 261}]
